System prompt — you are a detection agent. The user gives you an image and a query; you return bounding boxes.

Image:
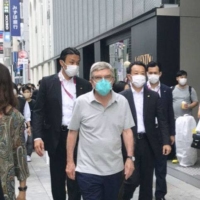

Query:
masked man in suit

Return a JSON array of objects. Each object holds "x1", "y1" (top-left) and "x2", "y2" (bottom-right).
[
  {"x1": 146, "y1": 61, "x2": 175, "y2": 200},
  {"x1": 33, "y1": 47, "x2": 92, "y2": 200},
  {"x1": 120, "y1": 61, "x2": 171, "y2": 200}
]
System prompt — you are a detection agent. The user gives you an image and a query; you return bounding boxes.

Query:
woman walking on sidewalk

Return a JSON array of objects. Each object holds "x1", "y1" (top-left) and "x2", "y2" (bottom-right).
[{"x1": 0, "y1": 63, "x2": 29, "y2": 200}]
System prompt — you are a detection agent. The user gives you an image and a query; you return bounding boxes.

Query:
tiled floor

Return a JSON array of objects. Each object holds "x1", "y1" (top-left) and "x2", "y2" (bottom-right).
[
  {"x1": 167, "y1": 158, "x2": 200, "y2": 189},
  {"x1": 15, "y1": 152, "x2": 200, "y2": 200}
]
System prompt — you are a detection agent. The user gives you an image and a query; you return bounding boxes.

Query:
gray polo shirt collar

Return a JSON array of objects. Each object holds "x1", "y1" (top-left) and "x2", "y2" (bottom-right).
[{"x1": 89, "y1": 90, "x2": 119, "y2": 105}]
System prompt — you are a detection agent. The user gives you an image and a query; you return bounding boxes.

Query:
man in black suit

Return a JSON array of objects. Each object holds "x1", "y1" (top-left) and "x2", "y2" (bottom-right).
[
  {"x1": 146, "y1": 61, "x2": 175, "y2": 200},
  {"x1": 121, "y1": 61, "x2": 171, "y2": 200},
  {"x1": 33, "y1": 47, "x2": 92, "y2": 200}
]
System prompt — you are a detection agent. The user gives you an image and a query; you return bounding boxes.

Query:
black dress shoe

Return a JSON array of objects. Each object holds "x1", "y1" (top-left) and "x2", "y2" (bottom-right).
[{"x1": 156, "y1": 198, "x2": 166, "y2": 200}]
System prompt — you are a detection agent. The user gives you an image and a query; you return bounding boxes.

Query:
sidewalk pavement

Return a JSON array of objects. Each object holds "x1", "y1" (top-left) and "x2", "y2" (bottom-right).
[{"x1": 15, "y1": 152, "x2": 200, "y2": 200}]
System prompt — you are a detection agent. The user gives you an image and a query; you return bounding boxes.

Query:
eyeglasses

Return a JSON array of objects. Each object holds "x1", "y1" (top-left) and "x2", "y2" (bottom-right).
[{"x1": 92, "y1": 75, "x2": 113, "y2": 82}]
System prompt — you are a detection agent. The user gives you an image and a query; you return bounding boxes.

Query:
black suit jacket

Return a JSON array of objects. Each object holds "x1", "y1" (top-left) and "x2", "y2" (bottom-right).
[
  {"x1": 159, "y1": 83, "x2": 175, "y2": 136},
  {"x1": 120, "y1": 87, "x2": 170, "y2": 158},
  {"x1": 32, "y1": 89, "x2": 39, "y2": 100},
  {"x1": 32, "y1": 74, "x2": 92, "y2": 155}
]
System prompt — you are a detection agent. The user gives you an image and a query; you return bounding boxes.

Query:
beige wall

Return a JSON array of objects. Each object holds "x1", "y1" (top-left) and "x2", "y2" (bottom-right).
[{"x1": 180, "y1": 0, "x2": 200, "y2": 118}]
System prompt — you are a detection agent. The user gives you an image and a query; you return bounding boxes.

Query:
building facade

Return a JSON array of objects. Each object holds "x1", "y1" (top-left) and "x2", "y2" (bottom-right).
[{"x1": 29, "y1": 0, "x2": 200, "y2": 91}]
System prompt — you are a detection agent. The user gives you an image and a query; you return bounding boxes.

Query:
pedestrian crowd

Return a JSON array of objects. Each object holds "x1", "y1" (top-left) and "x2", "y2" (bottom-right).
[{"x1": 0, "y1": 47, "x2": 199, "y2": 200}]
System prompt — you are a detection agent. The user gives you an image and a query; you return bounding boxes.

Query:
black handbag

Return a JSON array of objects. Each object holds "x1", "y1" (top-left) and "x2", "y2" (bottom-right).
[{"x1": 191, "y1": 133, "x2": 200, "y2": 149}]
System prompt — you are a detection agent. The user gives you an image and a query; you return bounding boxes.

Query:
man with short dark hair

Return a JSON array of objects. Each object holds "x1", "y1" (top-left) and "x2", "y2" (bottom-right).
[
  {"x1": 33, "y1": 47, "x2": 92, "y2": 200},
  {"x1": 121, "y1": 61, "x2": 171, "y2": 200},
  {"x1": 146, "y1": 61, "x2": 175, "y2": 200},
  {"x1": 170, "y1": 70, "x2": 198, "y2": 164},
  {"x1": 173, "y1": 70, "x2": 198, "y2": 119}
]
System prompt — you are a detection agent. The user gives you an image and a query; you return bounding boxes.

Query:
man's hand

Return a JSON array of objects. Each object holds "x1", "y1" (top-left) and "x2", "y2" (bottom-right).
[
  {"x1": 16, "y1": 191, "x2": 26, "y2": 200},
  {"x1": 183, "y1": 103, "x2": 189, "y2": 109},
  {"x1": 26, "y1": 127, "x2": 31, "y2": 136},
  {"x1": 34, "y1": 139, "x2": 44, "y2": 156},
  {"x1": 66, "y1": 162, "x2": 76, "y2": 180},
  {"x1": 198, "y1": 109, "x2": 200, "y2": 119},
  {"x1": 124, "y1": 159, "x2": 134, "y2": 180},
  {"x1": 170, "y1": 136, "x2": 175, "y2": 145},
  {"x1": 163, "y1": 145, "x2": 171, "y2": 155}
]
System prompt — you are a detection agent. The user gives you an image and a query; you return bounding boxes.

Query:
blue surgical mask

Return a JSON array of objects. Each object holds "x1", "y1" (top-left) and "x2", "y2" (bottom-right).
[{"x1": 95, "y1": 78, "x2": 112, "y2": 96}]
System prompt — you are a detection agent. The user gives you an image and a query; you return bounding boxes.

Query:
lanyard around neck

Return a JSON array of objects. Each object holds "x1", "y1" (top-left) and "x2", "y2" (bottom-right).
[{"x1": 60, "y1": 77, "x2": 76, "y2": 100}]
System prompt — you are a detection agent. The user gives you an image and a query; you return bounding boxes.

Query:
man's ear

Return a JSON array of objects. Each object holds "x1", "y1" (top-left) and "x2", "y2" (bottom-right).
[
  {"x1": 59, "y1": 60, "x2": 64, "y2": 68},
  {"x1": 127, "y1": 74, "x2": 132, "y2": 81},
  {"x1": 111, "y1": 78, "x2": 115, "y2": 85},
  {"x1": 90, "y1": 79, "x2": 95, "y2": 88},
  {"x1": 159, "y1": 72, "x2": 162, "y2": 77}
]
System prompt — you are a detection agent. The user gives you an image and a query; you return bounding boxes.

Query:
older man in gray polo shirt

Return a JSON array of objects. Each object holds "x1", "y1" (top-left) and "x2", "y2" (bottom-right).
[{"x1": 66, "y1": 62, "x2": 135, "y2": 200}]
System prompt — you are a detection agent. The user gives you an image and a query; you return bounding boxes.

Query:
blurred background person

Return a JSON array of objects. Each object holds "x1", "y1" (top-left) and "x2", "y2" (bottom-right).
[
  {"x1": 22, "y1": 84, "x2": 36, "y2": 162},
  {"x1": 13, "y1": 83, "x2": 32, "y2": 145},
  {"x1": 171, "y1": 70, "x2": 198, "y2": 163},
  {"x1": 0, "y1": 63, "x2": 29, "y2": 200}
]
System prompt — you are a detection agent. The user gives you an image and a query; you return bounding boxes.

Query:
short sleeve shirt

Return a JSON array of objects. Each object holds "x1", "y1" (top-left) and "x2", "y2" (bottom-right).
[
  {"x1": 172, "y1": 85, "x2": 198, "y2": 119},
  {"x1": 68, "y1": 90, "x2": 135, "y2": 175}
]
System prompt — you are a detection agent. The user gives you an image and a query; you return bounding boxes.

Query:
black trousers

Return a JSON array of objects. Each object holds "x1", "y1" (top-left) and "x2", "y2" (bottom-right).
[
  {"x1": 77, "y1": 171, "x2": 122, "y2": 200},
  {"x1": 122, "y1": 136, "x2": 155, "y2": 200},
  {"x1": 155, "y1": 154, "x2": 167, "y2": 198},
  {"x1": 26, "y1": 134, "x2": 33, "y2": 156},
  {"x1": 49, "y1": 130, "x2": 81, "y2": 200}
]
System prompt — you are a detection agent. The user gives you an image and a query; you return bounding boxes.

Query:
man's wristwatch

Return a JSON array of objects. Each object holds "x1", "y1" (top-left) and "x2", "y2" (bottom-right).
[{"x1": 127, "y1": 156, "x2": 135, "y2": 161}]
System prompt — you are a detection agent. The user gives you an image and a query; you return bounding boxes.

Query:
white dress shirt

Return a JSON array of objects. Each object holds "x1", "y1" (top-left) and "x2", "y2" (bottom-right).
[
  {"x1": 59, "y1": 72, "x2": 76, "y2": 126},
  {"x1": 131, "y1": 86, "x2": 146, "y2": 133},
  {"x1": 34, "y1": 72, "x2": 76, "y2": 141},
  {"x1": 23, "y1": 101, "x2": 31, "y2": 122},
  {"x1": 147, "y1": 81, "x2": 161, "y2": 97}
]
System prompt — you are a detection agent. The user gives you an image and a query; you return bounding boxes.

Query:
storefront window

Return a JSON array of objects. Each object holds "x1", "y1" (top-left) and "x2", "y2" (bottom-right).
[{"x1": 109, "y1": 38, "x2": 130, "y2": 82}]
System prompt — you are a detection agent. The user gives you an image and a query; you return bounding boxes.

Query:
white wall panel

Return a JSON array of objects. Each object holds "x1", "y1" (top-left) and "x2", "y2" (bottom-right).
[
  {"x1": 93, "y1": 0, "x2": 100, "y2": 37},
  {"x1": 106, "y1": 0, "x2": 114, "y2": 30},
  {"x1": 51, "y1": 0, "x2": 163, "y2": 56},
  {"x1": 99, "y1": 0, "x2": 106, "y2": 34},
  {"x1": 83, "y1": 1, "x2": 88, "y2": 41},
  {"x1": 114, "y1": 0, "x2": 123, "y2": 26},
  {"x1": 88, "y1": 0, "x2": 94, "y2": 39}
]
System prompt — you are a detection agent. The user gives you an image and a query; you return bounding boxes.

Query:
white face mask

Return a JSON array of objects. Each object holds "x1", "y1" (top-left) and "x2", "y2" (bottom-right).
[
  {"x1": 147, "y1": 74, "x2": 160, "y2": 84},
  {"x1": 63, "y1": 65, "x2": 79, "y2": 77},
  {"x1": 132, "y1": 75, "x2": 146, "y2": 88},
  {"x1": 178, "y1": 78, "x2": 187, "y2": 86}
]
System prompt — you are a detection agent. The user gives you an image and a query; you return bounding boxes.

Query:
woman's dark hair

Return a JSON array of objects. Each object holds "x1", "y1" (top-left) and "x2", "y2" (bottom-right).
[
  {"x1": 0, "y1": 63, "x2": 17, "y2": 114},
  {"x1": 59, "y1": 47, "x2": 80, "y2": 61},
  {"x1": 126, "y1": 61, "x2": 146, "y2": 74},
  {"x1": 113, "y1": 81, "x2": 129, "y2": 93}
]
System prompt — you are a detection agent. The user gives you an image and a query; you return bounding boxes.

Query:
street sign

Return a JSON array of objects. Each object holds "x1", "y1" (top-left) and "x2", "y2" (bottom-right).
[{"x1": 18, "y1": 58, "x2": 28, "y2": 65}]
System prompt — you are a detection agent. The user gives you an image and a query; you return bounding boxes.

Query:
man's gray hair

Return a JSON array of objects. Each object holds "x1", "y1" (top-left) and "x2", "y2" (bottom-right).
[{"x1": 90, "y1": 62, "x2": 114, "y2": 79}]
